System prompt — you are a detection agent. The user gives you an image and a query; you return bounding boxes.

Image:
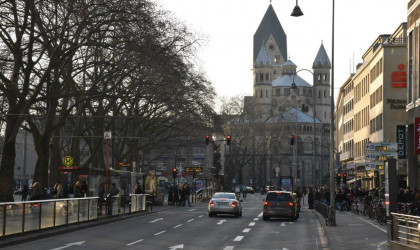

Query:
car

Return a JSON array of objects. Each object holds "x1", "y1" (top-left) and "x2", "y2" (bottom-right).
[
  {"x1": 245, "y1": 186, "x2": 254, "y2": 194},
  {"x1": 208, "y1": 192, "x2": 242, "y2": 218},
  {"x1": 263, "y1": 191, "x2": 298, "y2": 221}
]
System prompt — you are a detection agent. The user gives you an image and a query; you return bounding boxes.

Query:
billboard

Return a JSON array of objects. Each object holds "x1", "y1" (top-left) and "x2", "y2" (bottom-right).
[
  {"x1": 279, "y1": 176, "x2": 293, "y2": 192},
  {"x1": 415, "y1": 118, "x2": 420, "y2": 155},
  {"x1": 396, "y1": 125, "x2": 406, "y2": 159}
]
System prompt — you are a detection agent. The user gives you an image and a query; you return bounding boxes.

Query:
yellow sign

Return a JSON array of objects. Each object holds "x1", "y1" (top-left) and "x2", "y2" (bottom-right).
[{"x1": 63, "y1": 156, "x2": 73, "y2": 167}]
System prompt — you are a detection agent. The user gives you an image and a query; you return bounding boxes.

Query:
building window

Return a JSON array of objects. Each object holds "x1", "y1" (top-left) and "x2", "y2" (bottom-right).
[
  {"x1": 319, "y1": 90, "x2": 321, "y2": 98},
  {"x1": 266, "y1": 90, "x2": 269, "y2": 97},
  {"x1": 265, "y1": 73, "x2": 269, "y2": 81},
  {"x1": 260, "y1": 73, "x2": 264, "y2": 81},
  {"x1": 317, "y1": 74, "x2": 321, "y2": 81},
  {"x1": 260, "y1": 90, "x2": 263, "y2": 98},
  {"x1": 323, "y1": 73, "x2": 327, "y2": 81},
  {"x1": 276, "y1": 88, "x2": 280, "y2": 96},
  {"x1": 284, "y1": 88, "x2": 290, "y2": 95}
]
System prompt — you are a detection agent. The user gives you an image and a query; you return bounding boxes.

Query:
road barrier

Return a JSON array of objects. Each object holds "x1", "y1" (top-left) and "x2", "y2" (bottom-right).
[
  {"x1": 195, "y1": 188, "x2": 215, "y2": 203},
  {"x1": 391, "y1": 213, "x2": 420, "y2": 248},
  {"x1": 0, "y1": 194, "x2": 149, "y2": 238}
]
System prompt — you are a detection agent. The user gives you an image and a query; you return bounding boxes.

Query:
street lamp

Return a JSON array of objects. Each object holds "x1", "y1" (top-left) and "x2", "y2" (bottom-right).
[
  {"x1": 291, "y1": 0, "x2": 336, "y2": 226},
  {"x1": 291, "y1": 69, "x2": 316, "y2": 187}
]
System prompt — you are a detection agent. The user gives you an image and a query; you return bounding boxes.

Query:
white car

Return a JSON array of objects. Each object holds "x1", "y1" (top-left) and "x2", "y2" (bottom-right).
[{"x1": 208, "y1": 192, "x2": 242, "y2": 218}]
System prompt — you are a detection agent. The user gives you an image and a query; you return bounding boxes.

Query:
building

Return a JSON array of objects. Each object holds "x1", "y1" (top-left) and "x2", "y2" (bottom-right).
[
  {"x1": 406, "y1": 1, "x2": 420, "y2": 188},
  {"x1": 336, "y1": 23, "x2": 407, "y2": 189},
  {"x1": 225, "y1": 3, "x2": 332, "y2": 189}
]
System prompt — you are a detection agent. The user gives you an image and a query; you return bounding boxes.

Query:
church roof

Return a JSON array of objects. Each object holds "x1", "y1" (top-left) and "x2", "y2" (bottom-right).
[
  {"x1": 266, "y1": 108, "x2": 321, "y2": 124},
  {"x1": 282, "y1": 59, "x2": 296, "y2": 67},
  {"x1": 254, "y1": 4, "x2": 287, "y2": 64},
  {"x1": 313, "y1": 43, "x2": 331, "y2": 68},
  {"x1": 255, "y1": 43, "x2": 272, "y2": 66},
  {"x1": 272, "y1": 74, "x2": 311, "y2": 87}
]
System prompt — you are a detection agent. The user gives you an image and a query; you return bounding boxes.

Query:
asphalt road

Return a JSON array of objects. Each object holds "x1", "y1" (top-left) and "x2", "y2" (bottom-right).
[{"x1": 3, "y1": 193, "x2": 326, "y2": 250}]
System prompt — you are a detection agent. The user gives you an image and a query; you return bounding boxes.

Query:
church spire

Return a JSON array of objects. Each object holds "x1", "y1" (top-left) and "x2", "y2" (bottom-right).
[{"x1": 313, "y1": 43, "x2": 331, "y2": 68}]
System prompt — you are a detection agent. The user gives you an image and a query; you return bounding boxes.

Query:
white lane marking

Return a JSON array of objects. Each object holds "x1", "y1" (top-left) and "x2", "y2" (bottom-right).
[
  {"x1": 242, "y1": 228, "x2": 251, "y2": 233},
  {"x1": 314, "y1": 210, "x2": 328, "y2": 248},
  {"x1": 377, "y1": 240, "x2": 388, "y2": 250},
  {"x1": 253, "y1": 218, "x2": 259, "y2": 221},
  {"x1": 50, "y1": 241, "x2": 85, "y2": 250},
  {"x1": 154, "y1": 230, "x2": 166, "y2": 235},
  {"x1": 357, "y1": 216, "x2": 387, "y2": 233},
  {"x1": 281, "y1": 222, "x2": 286, "y2": 227},
  {"x1": 198, "y1": 215, "x2": 204, "y2": 218},
  {"x1": 249, "y1": 222, "x2": 256, "y2": 226},
  {"x1": 188, "y1": 209, "x2": 197, "y2": 212},
  {"x1": 187, "y1": 219, "x2": 194, "y2": 223},
  {"x1": 257, "y1": 212, "x2": 263, "y2": 217},
  {"x1": 349, "y1": 224, "x2": 364, "y2": 226},
  {"x1": 223, "y1": 247, "x2": 235, "y2": 250},
  {"x1": 233, "y1": 236, "x2": 244, "y2": 242},
  {"x1": 173, "y1": 224, "x2": 183, "y2": 228},
  {"x1": 126, "y1": 239, "x2": 143, "y2": 246},
  {"x1": 288, "y1": 222, "x2": 294, "y2": 224},
  {"x1": 169, "y1": 244, "x2": 184, "y2": 250},
  {"x1": 149, "y1": 218, "x2": 163, "y2": 223},
  {"x1": 217, "y1": 219, "x2": 227, "y2": 225}
]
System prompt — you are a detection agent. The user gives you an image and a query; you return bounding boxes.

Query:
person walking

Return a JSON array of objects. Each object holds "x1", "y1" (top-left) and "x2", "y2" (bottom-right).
[
  {"x1": 179, "y1": 185, "x2": 186, "y2": 206},
  {"x1": 30, "y1": 182, "x2": 43, "y2": 200},
  {"x1": 108, "y1": 183, "x2": 120, "y2": 215},
  {"x1": 184, "y1": 184, "x2": 193, "y2": 207},
  {"x1": 73, "y1": 181, "x2": 83, "y2": 198},
  {"x1": 21, "y1": 184, "x2": 29, "y2": 201}
]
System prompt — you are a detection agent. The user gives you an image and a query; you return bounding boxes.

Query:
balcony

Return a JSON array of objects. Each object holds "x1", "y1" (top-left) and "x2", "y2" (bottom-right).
[{"x1": 340, "y1": 151, "x2": 353, "y2": 162}]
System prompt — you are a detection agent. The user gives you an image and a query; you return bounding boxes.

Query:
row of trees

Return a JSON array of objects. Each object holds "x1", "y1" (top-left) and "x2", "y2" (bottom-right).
[{"x1": 0, "y1": 0, "x2": 215, "y2": 201}]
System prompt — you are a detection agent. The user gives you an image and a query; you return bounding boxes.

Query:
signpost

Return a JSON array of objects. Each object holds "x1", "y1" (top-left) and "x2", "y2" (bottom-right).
[{"x1": 364, "y1": 142, "x2": 398, "y2": 171}]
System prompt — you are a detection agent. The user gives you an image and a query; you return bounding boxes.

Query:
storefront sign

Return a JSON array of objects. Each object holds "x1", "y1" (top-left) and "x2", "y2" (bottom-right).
[
  {"x1": 415, "y1": 117, "x2": 420, "y2": 154},
  {"x1": 396, "y1": 125, "x2": 406, "y2": 159},
  {"x1": 386, "y1": 99, "x2": 406, "y2": 109},
  {"x1": 391, "y1": 64, "x2": 407, "y2": 88}
]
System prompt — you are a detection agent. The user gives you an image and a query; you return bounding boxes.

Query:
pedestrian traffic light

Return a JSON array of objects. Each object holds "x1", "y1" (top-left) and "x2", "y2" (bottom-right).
[
  {"x1": 290, "y1": 135, "x2": 295, "y2": 145},
  {"x1": 336, "y1": 173, "x2": 341, "y2": 185},
  {"x1": 226, "y1": 135, "x2": 231, "y2": 145},
  {"x1": 205, "y1": 134, "x2": 210, "y2": 145},
  {"x1": 172, "y1": 168, "x2": 178, "y2": 178},
  {"x1": 342, "y1": 173, "x2": 347, "y2": 183}
]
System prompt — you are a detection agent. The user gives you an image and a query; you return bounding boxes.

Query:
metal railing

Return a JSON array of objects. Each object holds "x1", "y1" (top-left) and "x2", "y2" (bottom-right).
[
  {"x1": 195, "y1": 188, "x2": 215, "y2": 203},
  {"x1": 391, "y1": 213, "x2": 420, "y2": 247},
  {"x1": 0, "y1": 194, "x2": 149, "y2": 237}
]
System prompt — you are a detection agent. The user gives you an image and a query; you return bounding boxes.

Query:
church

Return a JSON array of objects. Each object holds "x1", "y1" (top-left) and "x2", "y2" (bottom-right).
[{"x1": 233, "y1": 3, "x2": 332, "y2": 188}]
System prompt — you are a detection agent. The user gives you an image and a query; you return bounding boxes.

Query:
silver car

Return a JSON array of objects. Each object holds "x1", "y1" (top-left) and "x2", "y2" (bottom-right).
[{"x1": 208, "y1": 192, "x2": 242, "y2": 218}]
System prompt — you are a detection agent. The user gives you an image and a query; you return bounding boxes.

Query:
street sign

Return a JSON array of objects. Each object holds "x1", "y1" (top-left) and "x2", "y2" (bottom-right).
[
  {"x1": 63, "y1": 156, "x2": 73, "y2": 167},
  {"x1": 104, "y1": 131, "x2": 112, "y2": 140},
  {"x1": 365, "y1": 151, "x2": 398, "y2": 160},
  {"x1": 365, "y1": 142, "x2": 398, "y2": 153},
  {"x1": 185, "y1": 166, "x2": 202, "y2": 172}
]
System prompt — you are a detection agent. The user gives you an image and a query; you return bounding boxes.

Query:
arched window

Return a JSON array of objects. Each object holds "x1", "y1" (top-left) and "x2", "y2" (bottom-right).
[
  {"x1": 303, "y1": 137, "x2": 312, "y2": 153},
  {"x1": 323, "y1": 73, "x2": 327, "y2": 81},
  {"x1": 324, "y1": 90, "x2": 326, "y2": 98},
  {"x1": 317, "y1": 74, "x2": 321, "y2": 80}
]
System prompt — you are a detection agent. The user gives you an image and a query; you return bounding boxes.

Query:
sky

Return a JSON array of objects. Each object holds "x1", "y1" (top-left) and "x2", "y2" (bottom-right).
[{"x1": 157, "y1": 0, "x2": 408, "y2": 104}]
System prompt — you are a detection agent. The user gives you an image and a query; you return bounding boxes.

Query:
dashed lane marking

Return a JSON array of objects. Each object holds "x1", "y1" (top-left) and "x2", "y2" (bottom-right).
[
  {"x1": 126, "y1": 239, "x2": 143, "y2": 246},
  {"x1": 253, "y1": 218, "x2": 259, "y2": 221},
  {"x1": 188, "y1": 209, "x2": 197, "y2": 212},
  {"x1": 154, "y1": 230, "x2": 166, "y2": 235},
  {"x1": 242, "y1": 228, "x2": 251, "y2": 233},
  {"x1": 233, "y1": 236, "x2": 244, "y2": 242},
  {"x1": 187, "y1": 219, "x2": 194, "y2": 223},
  {"x1": 257, "y1": 212, "x2": 263, "y2": 217},
  {"x1": 198, "y1": 215, "x2": 204, "y2": 218},
  {"x1": 249, "y1": 222, "x2": 256, "y2": 226},
  {"x1": 173, "y1": 224, "x2": 182, "y2": 228},
  {"x1": 223, "y1": 247, "x2": 234, "y2": 250},
  {"x1": 281, "y1": 222, "x2": 286, "y2": 227}
]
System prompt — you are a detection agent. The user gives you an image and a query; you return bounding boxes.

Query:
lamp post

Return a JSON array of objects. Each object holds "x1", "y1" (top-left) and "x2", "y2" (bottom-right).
[
  {"x1": 291, "y1": 0, "x2": 336, "y2": 226},
  {"x1": 291, "y1": 69, "x2": 316, "y2": 187}
]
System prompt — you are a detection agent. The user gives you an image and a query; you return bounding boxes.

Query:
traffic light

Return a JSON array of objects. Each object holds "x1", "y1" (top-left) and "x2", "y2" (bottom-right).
[
  {"x1": 172, "y1": 168, "x2": 178, "y2": 178},
  {"x1": 290, "y1": 135, "x2": 295, "y2": 145},
  {"x1": 342, "y1": 173, "x2": 347, "y2": 184},
  {"x1": 205, "y1": 134, "x2": 210, "y2": 145},
  {"x1": 336, "y1": 173, "x2": 341, "y2": 185},
  {"x1": 226, "y1": 135, "x2": 231, "y2": 145}
]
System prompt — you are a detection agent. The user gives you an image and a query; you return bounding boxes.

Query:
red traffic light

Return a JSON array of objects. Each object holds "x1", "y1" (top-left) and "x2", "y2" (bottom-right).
[
  {"x1": 226, "y1": 135, "x2": 231, "y2": 145},
  {"x1": 205, "y1": 135, "x2": 210, "y2": 145},
  {"x1": 173, "y1": 168, "x2": 177, "y2": 172},
  {"x1": 337, "y1": 173, "x2": 341, "y2": 177},
  {"x1": 343, "y1": 173, "x2": 347, "y2": 177}
]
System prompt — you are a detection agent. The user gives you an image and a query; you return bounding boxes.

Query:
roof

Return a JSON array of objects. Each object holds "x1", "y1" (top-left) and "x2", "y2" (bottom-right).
[
  {"x1": 255, "y1": 44, "x2": 272, "y2": 66},
  {"x1": 313, "y1": 43, "x2": 331, "y2": 68},
  {"x1": 254, "y1": 4, "x2": 287, "y2": 63},
  {"x1": 266, "y1": 108, "x2": 321, "y2": 124},
  {"x1": 272, "y1": 74, "x2": 311, "y2": 87},
  {"x1": 282, "y1": 60, "x2": 296, "y2": 67}
]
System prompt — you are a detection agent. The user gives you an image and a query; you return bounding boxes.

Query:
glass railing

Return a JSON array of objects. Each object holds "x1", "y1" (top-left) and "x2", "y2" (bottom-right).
[{"x1": 0, "y1": 194, "x2": 149, "y2": 237}]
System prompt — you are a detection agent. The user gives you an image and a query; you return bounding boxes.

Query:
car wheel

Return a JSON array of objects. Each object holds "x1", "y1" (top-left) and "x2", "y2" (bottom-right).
[
  {"x1": 239, "y1": 210, "x2": 243, "y2": 217},
  {"x1": 263, "y1": 216, "x2": 269, "y2": 221},
  {"x1": 208, "y1": 212, "x2": 213, "y2": 217}
]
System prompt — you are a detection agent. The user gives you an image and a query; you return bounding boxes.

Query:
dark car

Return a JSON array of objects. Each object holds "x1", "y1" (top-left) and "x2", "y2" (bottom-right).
[{"x1": 263, "y1": 191, "x2": 298, "y2": 221}]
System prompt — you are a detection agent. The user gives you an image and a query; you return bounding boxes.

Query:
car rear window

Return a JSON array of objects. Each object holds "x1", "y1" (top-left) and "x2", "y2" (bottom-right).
[
  {"x1": 213, "y1": 193, "x2": 236, "y2": 199},
  {"x1": 266, "y1": 192, "x2": 292, "y2": 202}
]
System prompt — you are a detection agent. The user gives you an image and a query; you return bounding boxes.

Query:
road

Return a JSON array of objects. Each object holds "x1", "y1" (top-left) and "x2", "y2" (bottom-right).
[{"x1": 2, "y1": 193, "x2": 386, "y2": 250}]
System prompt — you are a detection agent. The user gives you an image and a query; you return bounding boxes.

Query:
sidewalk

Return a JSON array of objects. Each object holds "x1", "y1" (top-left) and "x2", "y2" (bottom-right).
[{"x1": 305, "y1": 197, "x2": 389, "y2": 250}]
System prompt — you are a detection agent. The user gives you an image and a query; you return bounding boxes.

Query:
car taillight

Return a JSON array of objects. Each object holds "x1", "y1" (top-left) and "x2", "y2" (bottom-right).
[
  {"x1": 288, "y1": 202, "x2": 294, "y2": 207},
  {"x1": 210, "y1": 201, "x2": 215, "y2": 206},
  {"x1": 264, "y1": 201, "x2": 271, "y2": 206},
  {"x1": 231, "y1": 201, "x2": 237, "y2": 207}
]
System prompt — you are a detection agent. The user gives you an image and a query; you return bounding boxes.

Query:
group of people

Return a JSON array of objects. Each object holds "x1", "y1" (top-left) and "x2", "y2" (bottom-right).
[{"x1": 167, "y1": 183, "x2": 193, "y2": 207}]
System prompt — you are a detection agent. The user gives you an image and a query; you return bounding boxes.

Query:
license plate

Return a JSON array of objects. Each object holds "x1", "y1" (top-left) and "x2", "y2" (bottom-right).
[{"x1": 218, "y1": 202, "x2": 229, "y2": 205}]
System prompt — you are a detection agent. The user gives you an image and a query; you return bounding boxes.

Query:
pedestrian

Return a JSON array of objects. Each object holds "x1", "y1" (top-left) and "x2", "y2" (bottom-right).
[
  {"x1": 173, "y1": 186, "x2": 179, "y2": 206},
  {"x1": 179, "y1": 185, "x2": 185, "y2": 206},
  {"x1": 108, "y1": 183, "x2": 120, "y2": 215},
  {"x1": 308, "y1": 187, "x2": 314, "y2": 209},
  {"x1": 73, "y1": 181, "x2": 83, "y2": 198},
  {"x1": 30, "y1": 182, "x2": 43, "y2": 200},
  {"x1": 81, "y1": 181, "x2": 88, "y2": 197},
  {"x1": 21, "y1": 184, "x2": 28, "y2": 201},
  {"x1": 168, "y1": 186, "x2": 174, "y2": 205},
  {"x1": 183, "y1": 184, "x2": 193, "y2": 207}
]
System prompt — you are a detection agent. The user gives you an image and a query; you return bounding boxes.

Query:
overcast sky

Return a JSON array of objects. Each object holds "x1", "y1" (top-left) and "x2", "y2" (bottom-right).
[{"x1": 157, "y1": 0, "x2": 408, "y2": 103}]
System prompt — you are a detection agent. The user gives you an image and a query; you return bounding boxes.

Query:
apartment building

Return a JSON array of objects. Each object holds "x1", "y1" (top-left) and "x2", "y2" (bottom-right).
[
  {"x1": 337, "y1": 23, "x2": 407, "y2": 189},
  {"x1": 406, "y1": 0, "x2": 420, "y2": 188}
]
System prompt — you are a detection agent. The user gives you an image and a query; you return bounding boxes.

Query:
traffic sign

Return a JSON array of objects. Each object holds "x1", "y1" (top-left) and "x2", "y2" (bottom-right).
[
  {"x1": 365, "y1": 142, "x2": 398, "y2": 153},
  {"x1": 63, "y1": 156, "x2": 73, "y2": 167},
  {"x1": 365, "y1": 151, "x2": 398, "y2": 160},
  {"x1": 185, "y1": 166, "x2": 203, "y2": 172}
]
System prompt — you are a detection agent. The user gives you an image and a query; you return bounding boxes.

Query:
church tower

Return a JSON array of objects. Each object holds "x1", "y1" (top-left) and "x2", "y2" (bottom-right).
[
  {"x1": 312, "y1": 43, "x2": 331, "y2": 123},
  {"x1": 253, "y1": 4, "x2": 287, "y2": 122}
]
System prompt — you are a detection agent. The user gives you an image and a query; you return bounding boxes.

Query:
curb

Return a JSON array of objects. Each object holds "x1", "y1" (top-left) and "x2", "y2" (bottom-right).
[{"x1": 307, "y1": 207, "x2": 330, "y2": 250}]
